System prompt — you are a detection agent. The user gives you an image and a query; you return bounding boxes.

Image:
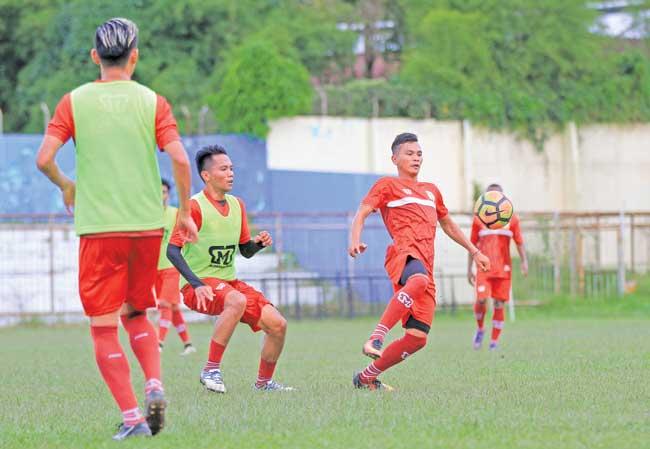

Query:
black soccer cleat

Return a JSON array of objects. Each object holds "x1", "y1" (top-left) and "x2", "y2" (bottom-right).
[{"x1": 145, "y1": 389, "x2": 168, "y2": 436}]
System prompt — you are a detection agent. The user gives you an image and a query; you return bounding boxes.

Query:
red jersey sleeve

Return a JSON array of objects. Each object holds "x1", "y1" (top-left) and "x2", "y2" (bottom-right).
[
  {"x1": 511, "y1": 215, "x2": 524, "y2": 245},
  {"x1": 46, "y1": 93, "x2": 75, "y2": 143},
  {"x1": 362, "y1": 179, "x2": 389, "y2": 210},
  {"x1": 432, "y1": 185, "x2": 448, "y2": 219},
  {"x1": 169, "y1": 199, "x2": 202, "y2": 247},
  {"x1": 237, "y1": 198, "x2": 252, "y2": 244},
  {"x1": 470, "y1": 217, "x2": 480, "y2": 245},
  {"x1": 155, "y1": 95, "x2": 181, "y2": 150}
]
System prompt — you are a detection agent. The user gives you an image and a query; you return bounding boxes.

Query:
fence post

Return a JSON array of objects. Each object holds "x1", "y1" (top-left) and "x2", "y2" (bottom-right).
[
  {"x1": 346, "y1": 275, "x2": 354, "y2": 318},
  {"x1": 48, "y1": 223, "x2": 55, "y2": 313},
  {"x1": 569, "y1": 220, "x2": 578, "y2": 296},
  {"x1": 617, "y1": 209, "x2": 626, "y2": 297},
  {"x1": 577, "y1": 229, "x2": 585, "y2": 296},
  {"x1": 630, "y1": 213, "x2": 635, "y2": 274},
  {"x1": 553, "y1": 211, "x2": 561, "y2": 294},
  {"x1": 275, "y1": 214, "x2": 284, "y2": 307}
]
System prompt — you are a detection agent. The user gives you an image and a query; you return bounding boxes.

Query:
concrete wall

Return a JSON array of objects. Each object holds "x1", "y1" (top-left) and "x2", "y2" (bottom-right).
[{"x1": 267, "y1": 117, "x2": 650, "y2": 212}]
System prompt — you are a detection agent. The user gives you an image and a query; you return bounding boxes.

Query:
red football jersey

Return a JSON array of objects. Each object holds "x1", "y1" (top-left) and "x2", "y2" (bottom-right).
[
  {"x1": 362, "y1": 177, "x2": 448, "y2": 280},
  {"x1": 470, "y1": 214, "x2": 523, "y2": 279}
]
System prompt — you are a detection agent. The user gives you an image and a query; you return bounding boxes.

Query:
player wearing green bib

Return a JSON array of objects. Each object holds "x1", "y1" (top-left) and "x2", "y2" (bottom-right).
[
  {"x1": 167, "y1": 145, "x2": 294, "y2": 393},
  {"x1": 36, "y1": 18, "x2": 197, "y2": 441},
  {"x1": 156, "y1": 179, "x2": 196, "y2": 355}
]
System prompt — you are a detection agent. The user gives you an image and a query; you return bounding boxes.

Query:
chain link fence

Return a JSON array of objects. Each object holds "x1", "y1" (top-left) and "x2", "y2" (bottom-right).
[{"x1": 1, "y1": 211, "x2": 648, "y2": 324}]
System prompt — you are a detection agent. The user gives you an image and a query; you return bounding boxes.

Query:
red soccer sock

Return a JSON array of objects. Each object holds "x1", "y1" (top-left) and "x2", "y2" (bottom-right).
[
  {"x1": 90, "y1": 326, "x2": 143, "y2": 424},
  {"x1": 474, "y1": 301, "x2": 487, "y2": 330},
  {"x1": 370, "y1": 275, "x2": 428, "y2": 342},
  {"x1": 204, "y1": 340, "x2": 226, "y2": 372},
  {"x1": 359, "y1": 333, "x2": 427, "y2": 383},
  {"x1": 256, "y1": 359, "x2": 277, "y2": 387},
  {"x1": 172, "y1": 309, "x2": 191, "y2": 344},
  {"x1": 491, "y1": 307, "x2": 505, "y2": 343},
  {"x1": 121, "y1": 314, "x2": 162, "y2": 390},
  {"x1": 158, "y1": 306, "x2": 172, "y2": 343}
]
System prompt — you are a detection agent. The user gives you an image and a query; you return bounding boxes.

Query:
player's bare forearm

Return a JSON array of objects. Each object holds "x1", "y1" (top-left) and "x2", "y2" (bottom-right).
[
  {"x1": 516, "y1": 243, "x2": 528, "y2": 264},
  {"x1": 440, "y1": 215, "x2": 490, "y2": 271},
  {"x1": 348, "y1": 204, "x2": 373, "y2": 257},
  {"x1": 517, "y1": 243, "x2": 529, "y2": 276},
  {"x1": 164, "y1": 140, "x2": 192, "y2": 212},
  {"x1": 439, "y1": 215, "x2": 477, "y2": 254},
  {"x1": 35, "y1": 135, "x2": 72, "y2": 189}
]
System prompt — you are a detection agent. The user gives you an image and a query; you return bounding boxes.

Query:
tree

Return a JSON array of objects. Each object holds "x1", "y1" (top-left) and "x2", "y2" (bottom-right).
[{"x1": 208, "y1": 37, "x2": 312, "y2": 137}]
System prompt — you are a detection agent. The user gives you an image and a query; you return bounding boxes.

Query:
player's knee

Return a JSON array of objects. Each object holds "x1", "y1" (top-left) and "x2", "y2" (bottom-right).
[
  {"x1": 225, "y1": 292, "x2": 246, "y2": 315},
  {"x1": 494, "y1": 300, "x2": 505, "y2": 309},
  {"x1": 405, "y1": 329, "x2": 428, "y2": 350},
  {"x1": 274, "y1": 315, "x2": 288, "y2": 336}
]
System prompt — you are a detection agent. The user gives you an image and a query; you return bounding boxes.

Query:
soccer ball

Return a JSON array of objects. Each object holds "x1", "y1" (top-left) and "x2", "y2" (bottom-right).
[{"x1": 473, "y1": 191, "x2": 513, "y2": 229}]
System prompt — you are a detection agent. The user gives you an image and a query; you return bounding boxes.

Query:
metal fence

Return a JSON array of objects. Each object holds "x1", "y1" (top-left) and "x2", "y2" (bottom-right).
[{"x1": 1, "y1": 211, "x2": 648, "y2": 321}]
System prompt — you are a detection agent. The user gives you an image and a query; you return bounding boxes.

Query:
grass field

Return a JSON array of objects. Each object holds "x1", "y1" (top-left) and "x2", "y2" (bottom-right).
[{"x1": 1, "y1": 308, "x2": 649, "y2": 449}]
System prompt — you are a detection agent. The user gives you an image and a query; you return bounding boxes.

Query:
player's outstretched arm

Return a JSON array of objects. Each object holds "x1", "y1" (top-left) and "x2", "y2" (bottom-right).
[
  {"x1": 35, "y1": 135, "x2": 75, "y2": 214},
  {"x1": 438, "y1": 215, "x2": 490, "y2": 272},
  {"x1": 164, "y1": 140, "x2": 198, "y2": 242},
  {"x1": 348, "y1": 203, "x2": 374, "y2": 258},
  {"x1": 167, "y1": 244, "x2": 213, "y2": 310},
  {"x1": 467, "y1": 253, "x2": 475, "y2": 286},
  {"x1": 239, "y1": 231, "x2": 272, "y2": 259}
]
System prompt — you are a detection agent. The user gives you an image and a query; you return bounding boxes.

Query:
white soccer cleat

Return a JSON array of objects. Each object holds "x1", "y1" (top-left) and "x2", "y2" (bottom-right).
[
  {"x1": 200, "y1": 369, "x2": 227, "y2": 393},
  {"x1": 180, "y1": 344, "x2": 197, "y2": 356}
]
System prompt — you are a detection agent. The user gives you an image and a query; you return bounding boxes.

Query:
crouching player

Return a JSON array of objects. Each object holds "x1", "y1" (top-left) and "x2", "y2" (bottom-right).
[{"x1": 167, "y1": 145, "x2": 294, "y2": 392}]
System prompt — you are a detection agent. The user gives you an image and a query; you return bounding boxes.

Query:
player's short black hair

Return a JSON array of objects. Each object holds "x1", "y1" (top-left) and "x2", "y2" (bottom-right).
[
  {"x1": 486, "y1": 183, "x2": 503, "y2": 192},
  {"x1": 94, "y1": 18, "x2": 138, "y2": 67},
  {"x1": 195, "y1": 144, "x2": 228, "y2": 179},
  {"x1": 161, "y1": 178, "x2": 171, "y2": 190},
  {"x1": 391, "y1": 132, "x2": 418, "y2": 154}
]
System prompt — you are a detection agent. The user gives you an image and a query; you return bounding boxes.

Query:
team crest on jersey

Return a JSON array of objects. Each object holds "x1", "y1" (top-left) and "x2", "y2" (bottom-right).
[
  {"x1": 402, "y1": 188, "x2": 413, "y2": 195},
  {"x1": 401, "y1": 351, "x2": 411, "y2": 360},
  {"x1": 208, "y1": 244, "x2": 236, "y2": 267}
]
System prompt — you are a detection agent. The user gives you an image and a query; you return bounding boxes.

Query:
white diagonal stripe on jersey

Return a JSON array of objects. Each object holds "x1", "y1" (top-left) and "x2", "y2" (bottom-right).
[
  {"x1": 387, "y1": 196, "x2": 436, "y2": 209},
  {"x1": 478, "y1": 229, "x2": 513, "y2": 238}
]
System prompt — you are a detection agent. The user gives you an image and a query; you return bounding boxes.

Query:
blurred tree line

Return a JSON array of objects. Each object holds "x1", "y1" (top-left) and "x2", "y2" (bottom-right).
[{"x1": 1, "y1": 0, "x2": 649, "y2": 144}]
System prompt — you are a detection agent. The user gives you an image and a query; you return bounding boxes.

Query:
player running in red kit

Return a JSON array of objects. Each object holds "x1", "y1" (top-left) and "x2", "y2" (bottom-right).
[{"x1": 349, "y1": 132, "x2": 490, "y2": 390}]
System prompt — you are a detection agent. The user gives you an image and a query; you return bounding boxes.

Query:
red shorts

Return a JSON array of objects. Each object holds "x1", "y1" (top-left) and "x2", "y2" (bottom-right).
[
  {"x1": 155, "y1": 268, "x2": 181, "y2": 304},
  {"x1": 393, "y1": 280, "x2": 437, "y2": 328},
  {"x1": 476, "y1": 275, "x2": 511, "y2": 301},
  {"x1": 78, "y1": 236, "x2": 161, "y2": 316},
  {"x1": 385, "y1": 246, "x2": 437, "y2": 328},
  {"x1": 181, "y1": 278, "x2": 271, "y2": 332}
]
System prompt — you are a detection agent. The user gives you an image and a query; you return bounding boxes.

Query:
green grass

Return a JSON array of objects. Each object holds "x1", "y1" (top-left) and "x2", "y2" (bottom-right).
[{"x1": 1, "y1": 314, "x2": 649, "y2": 449}]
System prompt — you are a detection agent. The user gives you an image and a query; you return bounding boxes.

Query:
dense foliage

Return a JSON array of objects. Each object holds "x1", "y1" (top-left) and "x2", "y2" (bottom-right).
[{"x1": 1, "y1": 0, "x2": 649, "y2": 143}]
